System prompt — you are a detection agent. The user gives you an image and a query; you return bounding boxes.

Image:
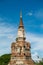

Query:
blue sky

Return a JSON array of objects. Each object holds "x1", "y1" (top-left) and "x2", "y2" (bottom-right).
[{"x1": 0, "y1": 0, "x2": 43, "y2": 61}]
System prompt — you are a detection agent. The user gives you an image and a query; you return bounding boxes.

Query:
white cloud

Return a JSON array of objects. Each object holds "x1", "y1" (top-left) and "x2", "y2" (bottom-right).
[
  {"x1": 32, "y1": 52, "x2": 41, "y2": 62},
  {"x1": 0, "y1": 47, "x2": 11, "y2": 56},
  {"x1": 26, "y1": 33, "x2": 43, "y2": 51},
  {"x1": 0, "y1": 19, "x2": 17, "y2": 56},
  {"x1": 0, "y1": 17, "x2": 18, "y2": 41},
  {"x1": 0, "y1": 22, "x2": 17, "y2": 37},
  {"x1": 26, "y1": 9, "x2": 43, "y2": 20},
  {"x1": 26, "y1": 12, "x2": 33, "y2": 16},
  {"x1": 26, "y1": 32, "x2": 43, "y2": 61},
  {"x1": 0, "y1": 27, "x2": 14, "y2": 34}
]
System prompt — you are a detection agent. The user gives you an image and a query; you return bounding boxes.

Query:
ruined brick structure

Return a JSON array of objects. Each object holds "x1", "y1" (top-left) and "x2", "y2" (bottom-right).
[{"x1": 8, "y1": 12, "x2": 34, "y2": 65}]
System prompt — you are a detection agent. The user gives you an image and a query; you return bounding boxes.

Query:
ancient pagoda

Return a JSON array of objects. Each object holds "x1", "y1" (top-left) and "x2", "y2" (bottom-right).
[{"x1": 8, "y1": 12, "x2": 34, "y2": 65}]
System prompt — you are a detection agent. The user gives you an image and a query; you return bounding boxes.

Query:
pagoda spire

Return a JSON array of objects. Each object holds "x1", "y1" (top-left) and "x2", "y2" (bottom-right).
[
  {"x1": 16, "y1": 11, "x2": 26, "y2": 41},
  {"x1": 19, "y1": 11, "x2": 24, "y2": 28},
  {"x1": 20, "y1": 10, "x2": 22, "y2": 18}
]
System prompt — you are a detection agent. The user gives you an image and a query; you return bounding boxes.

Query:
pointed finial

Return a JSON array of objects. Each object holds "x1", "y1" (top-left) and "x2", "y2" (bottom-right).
[
  {"x1": 18, "y1": 10, "x2": 24, "y2": 28},
  {"x1": 20, "y1": 10, "x2": 22, "y2": 18}
]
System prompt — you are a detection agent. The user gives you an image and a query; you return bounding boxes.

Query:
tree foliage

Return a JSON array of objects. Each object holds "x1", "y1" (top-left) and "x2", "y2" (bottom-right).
[{"x1": 0, "y1": 54, "x2": 11, "y2": 65}]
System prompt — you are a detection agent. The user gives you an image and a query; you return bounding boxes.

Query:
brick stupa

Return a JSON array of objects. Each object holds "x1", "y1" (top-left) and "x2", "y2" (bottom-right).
[{"x1": 8, "y1": 12, "x2": 35, "y2": 65}]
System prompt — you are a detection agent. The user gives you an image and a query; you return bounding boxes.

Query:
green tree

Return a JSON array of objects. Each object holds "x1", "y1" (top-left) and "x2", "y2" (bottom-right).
[{"x1": 0, "y1": 54, "x2": 11, "y2": 65}]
